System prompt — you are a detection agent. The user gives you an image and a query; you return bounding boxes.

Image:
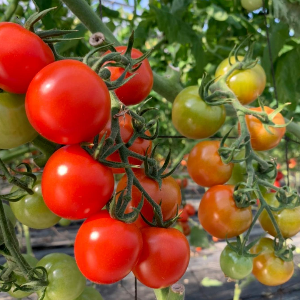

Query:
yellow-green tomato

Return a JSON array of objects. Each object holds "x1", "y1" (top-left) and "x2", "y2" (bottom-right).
[
  {"x1": 0, "y1": 93, "x2": 37, "y2": 149},
  {"x1": 10, "y1": 175, "x2": 61, "y2": 229},
  {"x1": 58, "y1": 218, "x2": 72, "y2": 227},
  {"x1": 259, "y1": 193, "x2": 300, "y2": 238},
  {"x1": 7, "y1": 254, "x2": 38, "y2": 299},
  {"x1": 220, "y1": 244, "x2": 253, "y2": 280},
  {"x1": 241, "y1": 0, "x2": 263, "y2": 11},
  {"x1": 215, "y1": 56, "x2": 266, "y2": 105},
  {"x1": 172, "y1": 86, "x2": 226, "y2": 139},
  {"x1": 75, "y1": 286, "x2": 104, "y2": 300},
  {"x1": 37, "y1": 253, "x2": 86, "y2": 300}
]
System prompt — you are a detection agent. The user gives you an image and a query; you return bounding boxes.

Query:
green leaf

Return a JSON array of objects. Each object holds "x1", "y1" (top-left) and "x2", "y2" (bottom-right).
[
  {"x1": 201, "y1": 277, "x2": 223, "y2": 287},
  {"x1": 261, "y1": 21, "x2": 289, "y2": 81},
  {"x1": 97, "y1": 4, "x2": 120, "y2": 18},
  {"x1": 171, "y1": 0, "x2": 192, "y2": 17},
  {"x1": 189, "y1": 226, "x2": 210, "y2": 248},
  {"x1": 33, "y1": 0, "x2": 60, "y2": 29},
  {"x1": 275, "y1": 45, "x2": 300, "y2": 110}
]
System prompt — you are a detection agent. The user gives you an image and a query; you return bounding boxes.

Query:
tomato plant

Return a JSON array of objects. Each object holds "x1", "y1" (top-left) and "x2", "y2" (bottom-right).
[
  {"x1": 241, "y1": 0, "x2": 263, "y2": 11},
  {"x1": 74, "y1": 210, "x2": 143, "y2": 284},
  {"x1": 10, "y1": 174, "x2": 61, "y2": 229},
  {"x1": 220, "y1": 244, "x2": 253, "y2": 280},
  {"x1": 116, "y1": 169, "x2": 181, "y2": 228},
  {"x1": 215, "y1": 56, "x2": 266, "y2": 105},
  {"x1": 188, "y1": 141, "x2": 233, "y2": 187},
  {"x1": 0, "y1": 22, "x2": 54, "y2": 94},
  {"x1": 105, "y1": 46, "x2": 153, "y2": 106},
  {"x1": 37, "y1": 253, "x2": 86, "y2": 300},
  {"x1": 75, "y1": 287, "x2": 104, "y2": 300},
  {"x1": 0, "y1": 93, "x2": 37, "y2": 149},
  {"x1": 172, "y1": 86, "x2": 226, "y2": 139},
  {"x1": 25, "y1": 60, "x2": 111, "y2": 144},
  {"x1": 99, "y1": 113, "x2": 152, "y2": 173},
  {"x1": 198, "y1": 185, "x2": 252, "y2": 239},
  {"x1": 244, "y1": 106, "x2": 286, "y2": 151},
  {"x1": 42, "y1": 145, "x2": 114, "y2": 219},
  {"x1": 133, "y1": 227, "x2": 190, "y2": 289},
  {"x1": 258, "y1": 193, "x2": 300, "y2": 238},
  {"x1": 250, "y1": 238, "x2": 294, "y2": 286}
]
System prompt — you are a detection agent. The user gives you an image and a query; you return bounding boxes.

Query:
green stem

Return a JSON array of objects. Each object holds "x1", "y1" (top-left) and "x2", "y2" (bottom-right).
[
  {"x1": 154, "y1": 284, "x2": 185, "y2": 300},
  {"x1": 2, "y1": 0, "x2": 19, "y2": 22},
  {"x1": 22, "y1": 225, "x2": 33, "y2": 257},
  {"x1": 0, "y1": 146, "x2": 36, "y2": 163},
  {"x1": 154, "y1": 288, "x2": 170, "y2": 300}
]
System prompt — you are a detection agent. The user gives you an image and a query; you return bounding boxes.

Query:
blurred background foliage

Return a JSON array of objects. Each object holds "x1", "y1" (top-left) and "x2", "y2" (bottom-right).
[{"x1": 1, "y1": 0, "x2": 300, "y2": 173}]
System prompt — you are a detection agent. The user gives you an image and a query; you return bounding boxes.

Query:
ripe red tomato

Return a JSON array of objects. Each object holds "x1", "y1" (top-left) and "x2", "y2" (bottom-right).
[
  {"x1": 198, "y1": 185, "x2": 252, "y2": 239},
  {"x1": 187, "y1": 141, "x2": 233, "y2": 187},
  {"x1": 75, "y1": 210, "x2": 143, "y2": 284},
  {"x1": 184, "y1": 203, "x2": 196, "y2": 216},
  {"x1": 250, "y1": 238, "x2": 294, "y2": 286},
  {"x1": 175, "y1": 178, "x2": 188, "y2": 189},
  {"x1": 26, "y1": 60, "x2": 111, "y2": 144},
  {"x1": 105, "y1": 46, "x2": 153, "y2": 105},
  {"x1": 99, "y1": 114, "x2": 152, "y2": 173},
  {"x1": 179, "y1": 221, "x2": 191, "y2": 236},
  {"x1": 172, "y1": 86, "x2": 226, "y2": 139},
  {"x1": 178, "y1": 208, "x2": 189, "y2": 222},
  {"x1": 244, "y1": 106, "x2": 286, "y2": 151},
  {"x1": 42, "y1": 145, "x2": 114, "y2": 219},
  {"x1": 215, "y1": 56, "x2": 266, "y2": 105},
  {"x1": 258, "y1": 193, "x2": 300, "y2": 238},
  {"x1": 133, "y1": 227, "x2": 190, "y2": 288},
  {"x1": 0, "y1": 23, "x2": 54, "y2": 94},
  {"x1": 289, "y1": 158, "x2": 297, "y2": 169},
  {"x1": 116, "y1": 169, "x2": 181, "y2": 228}
]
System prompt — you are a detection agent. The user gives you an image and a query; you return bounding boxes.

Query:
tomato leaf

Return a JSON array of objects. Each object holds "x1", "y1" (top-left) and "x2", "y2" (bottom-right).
[{"x1": 189, "y1": 226, "x2": 210, "y2": 248}]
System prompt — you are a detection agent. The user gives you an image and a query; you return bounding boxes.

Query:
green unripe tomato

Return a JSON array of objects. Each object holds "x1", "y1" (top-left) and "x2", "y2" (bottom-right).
[
  {"x1": 10, "y1": 174, "x2": 61, "y2": 229},
  {"x1": 0, "y1": 93, "x2": 37, "y2": 149},
  {"x1": 3, "y1": 203, "x2": 17, "y2": 227},
  {"x1": 241, "y1": 0, "x2": 263, "y2": 11},
  {"x1": 172, "y1": 86, "x2": 226, "y2": 139},
  {"x1": 58, "y1": 218, "x2": 72, "y2": 227},
  {"x1": 7, "y1": 254, "x2": 38, "y2": 299},
  {"x1": 75, "y1": 286, "x2": 104, "y2": 300},
  {"x1": 220, "y1": 244, "x2": 253, "y2": 280}
]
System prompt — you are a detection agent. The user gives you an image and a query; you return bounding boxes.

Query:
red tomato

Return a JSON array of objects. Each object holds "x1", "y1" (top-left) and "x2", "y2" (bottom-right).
[
  {"x1": 116, "y1": 169, "x2": 181, "y2": 228},
  {"x1": 105, "y1": 47, "x2": 153, "y2": 105},
  {"x1": 178, "y1": 208, "x2": 189, "y2": 222},
  {"x1": 99, "y1": 114, "x2": 152, "y2": 173},
  {"x1": 75, "y1": 210, "x2": 143, "y2": 284},
  {"x1": 276, "y1": 171, "x2": 284, "y2": 181},
  {"x1": 289, "y1": 158, "x2": 297, "y2": 169},
  {"x1": 26, "y1": 60, "x2": 110, "y2": 144},
  {"x1": 133, "y1": 227, "x2": 190, "y2": 288},
  {"x1": 244, "y1": 107, "x2": 286, "y2": 151},
  {"x1": 0, "y1": 23, "x2": 54, "y2": 94},
  {"x1": 184, "y1": 203, "x2": 196, "y2": 216},
  {"x1": 198, "y1": 185, "x2": 252, "y2": 239},
  {"x1": 187, "y1": 141, "x2": 233, "y2": 187},
  {"x1": 175, "y1": 178, "x2": 188, "y2": 189},
  {"x1": 180, "y1": 222, "x2": 191, "y2": 236},
  {"x1": 42, "y1": 145, "x2": 114, "y2": 220}
]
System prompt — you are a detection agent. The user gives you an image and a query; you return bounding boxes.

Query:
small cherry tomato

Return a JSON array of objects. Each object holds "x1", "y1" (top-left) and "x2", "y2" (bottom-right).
[
  {"x1": 75, "y1": 210, "x2": 143, "y2": 284},
  {"x1": 198, "y1": 185, "x2": 252, "y2": 239},
  {"x1": 178, "y1": 208, "x2": 189, "y2": 222},
  {"x1": 241, "y1": 0, "x2": 263, "y2": 11},
  {"x1": 105, "y1": 47, "x2": 153, "y2": 105},
  {"x1": 133, "y1": 227, "x2": 190, "y2": 289},
  {"x1": 215, "y1": 56, "x2": 266, "y2": 105},
  {"x1": 0, "y1": 22, "x2": 54, "y2": 94},
  {"x1": 172, "y1": 86, "x2": 226, "y2": 139},
  {"x1": 188, "y1": 141, "x2": 233, "y2": 187},
  {"x1": 74, "y1": 287, "x2": 104, "y2": 300},
  {"x1": 220, "y1": 244, "x2": 253, "y2": 280},
  {"x1": 175, "y1": 178, "x2": 188, "y2": 189},
  {"x1": 184, "y1": 203, "x2": 196, "y2": 216},
  {"x1": 42, "y1": 145, "x2": 114, "y2": 220},
  {"x1": 180, "y1": 221, "x2": 191, "y2": 236}
]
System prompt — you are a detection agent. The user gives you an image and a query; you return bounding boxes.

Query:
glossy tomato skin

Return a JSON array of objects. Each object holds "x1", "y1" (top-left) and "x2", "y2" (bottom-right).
[
  {"x1": 0, "y1": 93, "x2": 37, "y2": 149},
  {"x1": 106, "y1": 47, "x2": 153, "y2": 105},
  {"x1": 133, "y1": 227, "x2": 190, "y2": 289},
  {"x1": 198, "y1": 185, "x2": 252, "y2": 239},
  {"x1": 188, "y1": 141, "x2": 233, "y2": 187},
  {"x1": 99, "y1": 114, "x2": 152, "y2": 173},
  {"x1": 10, "y1": 174, "x2": 61, "y2": 229},
  {"x1": 244, "y1": 106, "x2": 285, "y2": 151},
  {"x1": 42, "y1": 145, "x2": 114, "y2": 220},
  {"x1": 116, "y1": 169, "x2": 181, "y2": 228},
  {"x1": 250, "y1": 238, "x2": 294, "y2": 286},
  {"x1": 220, "y1": 244, "x2": 253, "y2": 280},
  {"x1": 215, "y1": 56, "x2": 266, "y2": 105},
  {"x1": 258, "y1": 193, "x2": 300, "y2": 238},
  {"x1": 0, "y1": 23, "x2": 54, "y2": 94},
  {"x1": 37, "y1": 253, "x2": 86, "y2": 300},
  {"x1": 75, "y1": 210, "x2": 143, "y2": 284},
  {"x1": 241, "y1": 0, "x2": 263, "y2": 11},
  {"x1": 74, "y1": 287, "x2": 104, "y2": 300},
  {"x1": 172, "y1": 86, "x2": 226, "y2": 139},
  {"x1": 7, "y1": 254, "x2": 38, "y2": 299},
  {"x1": 26, "y1": 60, "x2": 110, "y2": 144}
]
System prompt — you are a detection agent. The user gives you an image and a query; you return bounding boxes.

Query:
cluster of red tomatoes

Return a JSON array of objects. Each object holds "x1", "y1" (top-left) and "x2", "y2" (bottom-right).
[
  {"x1": 172, "y1": 56, "x2": 297, "y2": 285},
  {"x1": 0, "y1": 21, "x2": 192, "y2": 298}
]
